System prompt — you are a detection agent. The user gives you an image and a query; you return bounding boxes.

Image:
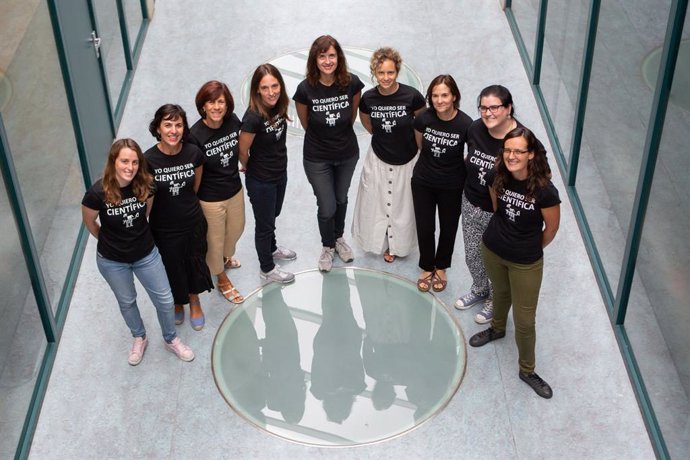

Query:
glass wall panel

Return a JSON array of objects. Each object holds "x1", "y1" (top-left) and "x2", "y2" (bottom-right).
[
  {"x1": 0, "y1": 169, "x2": 49, "y2": 459},
  {"x1": 510, "y1": 0, "x2": 541, "y2": 65},
  {"x1": 625, "y1": 12, "x2": 690, "y2": 458},
  {"x1": 124, "y1": 0, "x2": 144, "y2": 54},
  {"x1": 576, "y1": 0, "x2": 671, "y2": 294},
  {"x1": 93, "y1": 0, "x2": 127, "y2": 111},
  {"x1": 539, "y1": 0, "x2": 589, "y2": 165},
  {"x1": 1, "y1": 1, "x2": 84, "y2": 312}
]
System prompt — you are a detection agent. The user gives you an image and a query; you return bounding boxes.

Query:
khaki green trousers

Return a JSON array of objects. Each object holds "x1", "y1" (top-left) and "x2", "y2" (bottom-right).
[{"x1": 481, "y1": 243, "x2": 544, "y2": 374}]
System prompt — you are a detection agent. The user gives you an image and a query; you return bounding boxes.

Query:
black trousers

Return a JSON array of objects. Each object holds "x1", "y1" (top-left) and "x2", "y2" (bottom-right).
[{"x1": 411, "y1": 179, "x2": 463, "y2": 272}]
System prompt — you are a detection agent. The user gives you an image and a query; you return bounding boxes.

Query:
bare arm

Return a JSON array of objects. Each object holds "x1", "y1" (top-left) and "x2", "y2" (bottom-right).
[
  {"x1": 359, "y1": 112, "x2": 373, "y2": 134},
  {"x1": 414, "y1": 129, "x2": 423, "y2": 152},
  {"x1": 295, "y1": 102, "x2": 309, "y2": 130},
  {"x1": 541, "y1": 204, "x2": 561, "y2": 248},
  {"x1": 193, "y1": 166, "x2": 203, "y2": 193},
  {"x1": 81, "y1": 205, "x2": 100, "y2": 239},
  {"x1": 489, "y1": 187, "x2": 498, "y2": 212},
  {"x1": 351, "y1": 91, "x2": 361, "y2": 125},
  {"x1": 145, "y1": 196, "x2": 154, "y2": 218},
  {"x1": 238, "y1": 131, "x2": 256, "y2": 172}
]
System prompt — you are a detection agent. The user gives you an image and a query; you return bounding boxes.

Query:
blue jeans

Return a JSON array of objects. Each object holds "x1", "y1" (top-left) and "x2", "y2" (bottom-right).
[
  {"x1": 96, "y1": 246, "x2": 177, "y2": 342},
  {"x1": 303, "y1": 154, "x2": 359, "y2": 247},
  {"x1": 245, "y1": 174, "x2": 287, "y2": 273}
]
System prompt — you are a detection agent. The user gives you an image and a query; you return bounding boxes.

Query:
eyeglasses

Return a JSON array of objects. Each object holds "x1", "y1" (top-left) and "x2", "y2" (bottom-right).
[
  {"x1": 478, "y1": 104, "x2": 505, "y2": 114},
  {"x1": 502, "y1": 148, "x2": 530, "y2": 156}
]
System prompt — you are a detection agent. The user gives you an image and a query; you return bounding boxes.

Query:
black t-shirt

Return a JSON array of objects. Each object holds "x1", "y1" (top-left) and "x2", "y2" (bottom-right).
[
  {"x1": 144, "y1": 143, "x2": 204, "y2": 232},
  {"x1": 412, "y1": 108, "x2": 473, "y2": 189},
  {"x1": 81, "y1": 180, "x2": 154, "y2": 263},
  {"x1": 241, "y1": 108, "x2": 288, "y2": 182},
  {"x1": 292, "y1": 74, "x2": 365, "y2": 161},
  {"x1": 465, "y1": 119, "x2": 525, "y2": 212},
  {"x1": 482, "y1": 177, "x2": 561, "y2": 264},
  {"x1": 359, "y1": 83, "x2": 426, "y2": 165},
  {"x1": 188, "y1": 115, "x2": 242, "y2": 202}
]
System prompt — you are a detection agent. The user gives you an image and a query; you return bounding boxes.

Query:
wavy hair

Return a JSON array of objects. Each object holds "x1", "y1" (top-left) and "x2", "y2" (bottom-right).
[
  {"x1": 101, "y1": 138, "x2": 152, "y2": 205},
  {"x1": 493, "y1": 127, "x2": 550, "y2": 200},
  {"x1": 148, "y1": 104, "x2": 190, "y2": 141},
  {"x1": 369, "y1": 47, "x2": 402, "y2": 83},
  {"x1": 306, "y1": 35, "x2": 352, "y2": 91}
]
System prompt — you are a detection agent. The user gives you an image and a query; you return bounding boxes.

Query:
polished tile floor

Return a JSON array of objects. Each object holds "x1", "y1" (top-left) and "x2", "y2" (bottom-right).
[{"x1": 29, "y1": 1, "x2": 655, "y2": 458}]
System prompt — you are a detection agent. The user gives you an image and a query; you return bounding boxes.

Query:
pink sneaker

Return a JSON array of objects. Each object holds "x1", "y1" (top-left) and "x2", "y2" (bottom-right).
[
  {"x1": 165, "y1": 337, "x2": 194, "y2": 362},
  {"x1": 128, "y1": 336, "x2": 148, "y2": 366}
]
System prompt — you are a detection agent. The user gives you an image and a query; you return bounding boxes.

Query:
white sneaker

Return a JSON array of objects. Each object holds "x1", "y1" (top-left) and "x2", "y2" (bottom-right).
[
  {"x1": 128, "y1": 336, "x2": 148, "y2": 366},
  {"x1": 165, "y1": 337, "x2": 194, "y2": 362},
  {"x1": 334, "y1": 237, "x2": 354, "y2": 263},
  {"x1": 272, "y1": 246, "x2": 297, "y2": 260},
  {"x1": 318, "y1": 247, "x2": 335, "y2": 272},
  {"x1": 260, "y1": 265, "x2": 295, "y2": 284}
]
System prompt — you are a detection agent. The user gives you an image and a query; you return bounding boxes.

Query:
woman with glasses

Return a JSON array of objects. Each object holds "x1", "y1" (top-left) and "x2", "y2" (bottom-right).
[
  {"x1": 82, "y1": 139, "x2": 195, "y2": 364},
  {"x1": 411, "y1": 74, "x2": 472, "y2": 292},
  {"x1": 455, "y1": 85, "x2": 520, "y2": 324},
  {"x1": 468, "y1": 126, "x2": 560, "y2": 399},
  {"x1": 239, "y1": 64, "x2": 296, "y2": 284},
  {"x1": 352, "y1": 47, "x2": 426, "y2": 263},
  {"x1": 188, "y1": 80, "x2": 245, "y2": 305},
  {"x1": 293, "y1": 35, "x2": 364, "y2": 272}
]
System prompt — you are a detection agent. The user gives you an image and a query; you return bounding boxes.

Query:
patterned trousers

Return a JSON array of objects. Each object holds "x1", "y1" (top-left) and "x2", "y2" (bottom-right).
[{"x1": 461, "y1": 193, "x2": 493, "y2": 297}]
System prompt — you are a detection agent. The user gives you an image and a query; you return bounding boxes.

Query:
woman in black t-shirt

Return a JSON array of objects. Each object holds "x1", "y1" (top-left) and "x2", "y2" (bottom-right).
[
  {"x1": 145, "y1": 104, "x2": 213, "y2": 331},
  {"x1": 352, "y1": 47, "x2": 426, "y2": 263},
  {"x1": 469, "y1": 127, "x2": 560, "y2": 399},
  {"x1": 293, "y1": 35, "x2": 364, "y2": 272},
  {"x1": 412, "y1": 75, "x2": 472, "y2": 293},
  {"x1": 188, "y1": 81, "x2": 245, "y2": 305},
  {"x1": 82, "y1": 139, "x2": 194, "y2": 365},
  {"x1": 239, "y1": 64, "x2": 296, "y2": 284}
]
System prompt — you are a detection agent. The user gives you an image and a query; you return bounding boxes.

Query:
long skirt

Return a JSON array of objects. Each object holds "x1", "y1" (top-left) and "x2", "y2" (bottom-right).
[{"x1": 351, "y1": 145, "x2": 418, "y2": 257}]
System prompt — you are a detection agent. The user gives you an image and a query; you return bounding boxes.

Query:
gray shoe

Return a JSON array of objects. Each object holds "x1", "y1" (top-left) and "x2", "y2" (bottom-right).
[
  {"x1": 260, "y1": 265, "x2": 295, "y2": 284},
  {"x1": 318, "y1": 247, "x2": 335, "y2": 272},
  {"x1": 474, "y1": 300, "x2": 494, "y2": 324},
  {"x1": 454, "y1": 291, "x2": 489, "y2": 310},
  {"x1": 334, "y1": 237, "x2": 354, "y2": 263},
  {"x1": 272, "y1": 246, "x2": 297, "y2": 260}
]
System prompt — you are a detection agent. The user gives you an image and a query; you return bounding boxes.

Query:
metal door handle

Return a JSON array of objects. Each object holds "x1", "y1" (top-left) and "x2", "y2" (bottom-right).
[{"x1": 89, "y1": 30, "x2": 102, "y2": 59}]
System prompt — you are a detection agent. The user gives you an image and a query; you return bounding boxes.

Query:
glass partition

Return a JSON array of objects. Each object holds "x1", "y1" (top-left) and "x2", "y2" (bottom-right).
[
  {"x1": 510, "y1": 0, "x2": 541, "y2": 65},
  {"x1": 93, "y1": 0, "x2": 128, "y2": 112},
  {"x1": 124, "y1": 0, "x2": 144, "y2": 53},
  {"x1": 577, "y1": 0, "x2": 671, "y2": 294}
]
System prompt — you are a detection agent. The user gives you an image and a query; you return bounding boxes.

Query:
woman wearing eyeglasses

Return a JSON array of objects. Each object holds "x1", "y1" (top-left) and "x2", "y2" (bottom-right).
[
  {"x1": 411, "y1": 74, "x2": 472, "y2": 292},
  {"x1": 455, "y1": 85, "x2": 520, "y2": 324},
  {"x1": 468, "y1": 126, "x2": 560, "y2": 399}
]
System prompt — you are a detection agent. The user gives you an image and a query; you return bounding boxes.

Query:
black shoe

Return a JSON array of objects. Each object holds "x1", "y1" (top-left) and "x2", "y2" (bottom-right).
[
  {"x1": 519, "y1": 372, "x2": 553, "y2": 399},
  {"x1": 469, "y1": 327, "x2": 506, "y2": 347}
]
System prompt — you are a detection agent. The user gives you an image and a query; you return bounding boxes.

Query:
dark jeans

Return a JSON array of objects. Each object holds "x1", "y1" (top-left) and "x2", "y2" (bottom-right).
[
  {"x1": 411, "y1": 179, "x2": 463, "y2": 271},
  {"x1": 303, "y1": 154, "x2": 359, "y2": 247},
  {"x1": 245, "y1": 174, "x2": 287, "y2": 273}
]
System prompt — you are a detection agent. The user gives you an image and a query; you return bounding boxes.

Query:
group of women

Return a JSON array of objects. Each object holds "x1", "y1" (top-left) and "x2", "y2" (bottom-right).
[{"x1": 81, "y1": 35, "x2": 560, "y2": 398}]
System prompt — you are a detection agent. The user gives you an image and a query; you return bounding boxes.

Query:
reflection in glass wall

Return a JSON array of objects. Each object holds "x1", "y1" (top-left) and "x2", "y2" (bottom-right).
[
  {"x1": 626, "y1": 16, "x2": 690, "y2": 457},
  {"x1": 539, "y1": 0, "x2": 588, "y2": 164},
  {"x1": 93, "y1": 0, "x2": 127, "y2": 111},
  {"x1": 577, "y1": 0, "x2": 671, "y2": 294},
  {"x1": 0, "y1": 175, "x2": 48, "y2": 458},
  {"x1": 1, "y1": 2, "x2": 83, "y2": 312},
  {"x1": 124, "y1": 0, "x2": 144, "y2": 53},
  {"x1": 510, "y1": 0, "x2": 540, "y2": 64}
]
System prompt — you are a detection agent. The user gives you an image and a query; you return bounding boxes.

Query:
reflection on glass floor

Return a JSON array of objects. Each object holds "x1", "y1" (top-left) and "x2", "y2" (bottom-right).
[{"x1": 212, "y1": 267, "x2": 466, "y2": 447}]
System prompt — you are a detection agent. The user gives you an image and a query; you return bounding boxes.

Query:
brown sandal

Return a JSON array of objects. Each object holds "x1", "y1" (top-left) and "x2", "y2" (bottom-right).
[
  {"x1": 432, "y1": 270, "x2": 447, "y2": 292},
  {"x1": 383, "y1": 249, "x2": 396, "y2": 263},
  {"x1": 417, "y1": 271, "x2": 434, "y2": 292},
  {"x1": 223, "y1": 257, "x2": 241, "y2": 269},
  {"x1": 218, "y1": 282, "x2": 244, "y2": 304}
]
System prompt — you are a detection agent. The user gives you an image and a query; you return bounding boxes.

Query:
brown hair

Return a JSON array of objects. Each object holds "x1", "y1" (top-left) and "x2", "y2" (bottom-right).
[
  {"x1": 425, "y1": 74, "x2": 461, "y2": 111},
  {"x1": 306, "y1": 35, "x2": 352, "y2": 91},
  {"x1": 148, "y1": 104, "x2": 190, "y2": 141},
  {"x1": 370, "y1": 47, "x2": 402, "y2": 83},
  {"x1": 248, "y1": 63, "x2": 290, "y2": 122},
  {"x1": 195, "y1": 80, "x2": 235, "y2": 120},
  {"x1": 101, "y1": 138, "x2": 152, "y2": 205},
  {"x1": 493, "y1": 127, "x2": 551, "y2": 199}
]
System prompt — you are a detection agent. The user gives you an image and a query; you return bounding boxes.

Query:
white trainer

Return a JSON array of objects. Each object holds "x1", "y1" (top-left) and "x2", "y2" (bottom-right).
[{"x1": 319, "y1": 246, "x2": 335, "y2": 272}]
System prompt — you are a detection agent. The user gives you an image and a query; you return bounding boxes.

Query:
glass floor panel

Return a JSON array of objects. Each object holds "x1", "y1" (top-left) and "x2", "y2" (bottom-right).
[{"x1": 212, "y1": 267, "x2": 466, "y2": 447}]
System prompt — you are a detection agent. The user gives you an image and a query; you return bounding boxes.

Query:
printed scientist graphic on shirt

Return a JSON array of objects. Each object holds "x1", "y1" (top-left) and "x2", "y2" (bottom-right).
[
  {"x1": 469, "y1": 148, "x2": 497, "y2": 187},
  {"x1": 369, "y1": 104, "x2": 409, "y2": 134},
  {"x1": 423, "y1": 127, "x2": 459, "y2": 158},
  {"x1": 202, "y1": 131, "x2": 238, "y2": 168},
  {"x1": 499, "y1": 189, "x2": 535, "y2": 223},
  {"x1": 311, "y1": 94, "x2": 349, "y2": 127},
  {"x1": 105, "y1": 196, "x2": 146, "y2": 228},
  {"x1": 151, "y1": 163, "x2": 195, "y2": 197}
]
